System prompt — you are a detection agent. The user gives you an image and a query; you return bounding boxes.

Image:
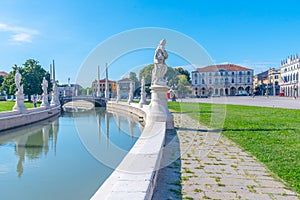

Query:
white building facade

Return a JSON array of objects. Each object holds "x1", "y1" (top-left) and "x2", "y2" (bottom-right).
[
  {"x1": 280, "y1": 55, "x2": 300, "y2": 97},
  {"x1": 191, "y1": 64, "x2": 253, "y2": 96}
]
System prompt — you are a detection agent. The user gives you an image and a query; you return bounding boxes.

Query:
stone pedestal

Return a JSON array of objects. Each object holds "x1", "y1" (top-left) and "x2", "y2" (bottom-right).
[
  {"x1": 128, "y1": 95, "x2": 133, "y2": 104},
  {"x1": 40, "y1": 93, "x2": 50, "y2": 108},
  {"x1": 13, "y1": 92, "x2": 27, "y2": 113},
  {"x1": 148, "y1": 85, "x2": 174, "y2": 129},
  {"x1": 139, "y1": 92, "x2": 147, "y2": 108}
]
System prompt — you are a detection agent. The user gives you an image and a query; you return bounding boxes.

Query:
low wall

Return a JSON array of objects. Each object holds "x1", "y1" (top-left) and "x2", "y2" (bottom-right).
[
  {"x1": 0, "y1": 106, "x2": 61, "y2": 131},
  {"x1": 91, "y1": 102, "x2": 166, "y2": 200}
]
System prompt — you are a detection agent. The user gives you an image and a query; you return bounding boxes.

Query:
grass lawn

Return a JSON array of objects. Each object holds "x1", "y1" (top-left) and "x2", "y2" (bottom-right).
[
  {"x1": 168, "y1": 101, "x2": 300, "y2": 193},
  {"x1": 0, "y1": 101, "x2": 41, "y2": 112}
]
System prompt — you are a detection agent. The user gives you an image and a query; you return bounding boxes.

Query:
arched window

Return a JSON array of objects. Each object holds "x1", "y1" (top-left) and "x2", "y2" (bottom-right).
[{"x1": 232, "y1": 78, "x2": 235, "y2": 83}]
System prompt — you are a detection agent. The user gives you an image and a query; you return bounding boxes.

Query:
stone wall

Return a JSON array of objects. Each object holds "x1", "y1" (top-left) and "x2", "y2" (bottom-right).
[{"x1": 91, "y1": 101, "x2": 166, "y2": 200}]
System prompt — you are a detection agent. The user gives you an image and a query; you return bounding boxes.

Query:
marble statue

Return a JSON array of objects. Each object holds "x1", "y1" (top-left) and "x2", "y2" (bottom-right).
[
  {"x1": 42, "y1": 77, "x2": 48, "y2": 94},
  {"x1": 40, "y1": 77, "x2": 49, "y2": 108},
  {"x1": 139, "y1": 76, "x2": 147, "y2": 107},
  {"x1": 15, "y1": 70, "x2": 23, "y2": 94},
  {"x1": 128, "y1": 81, "x2": 133, "y2": 104},
  {"x1": 152, "y1": 39, "x2": 168, "y2": 85},
  {"x1": 116, "y1": 83, "x2": 120, "y2": 103}
]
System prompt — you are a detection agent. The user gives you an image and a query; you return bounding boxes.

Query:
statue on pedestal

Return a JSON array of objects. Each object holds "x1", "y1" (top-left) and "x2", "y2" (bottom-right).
[
  {"x1": 149, "y1": 39, "x2": 174, "y2": 129},
  {"x1": 40, "y1": 77, "x2": 49, "y2": 108},
  {"x1": 128, "y1": 81, "x2": 133, "y2": 104},
  {"x1": 139, "y1": 76, "x2": 147, "y2": 107},
  {"x1": 116, "y1": 83, "x2": 120, "y2": 103},
  {"x1": 42, "y1": 77, "x2": 48, "y2": 94},
  {"x1": 13, "y1": 70, "x2": 27, "y2": 113},
  {"x1": 151, "y1": 39, "x2": 168, "y2": 86},
  {"x1": 15, "y1": 70, "x2": 23, "y2": 94}
]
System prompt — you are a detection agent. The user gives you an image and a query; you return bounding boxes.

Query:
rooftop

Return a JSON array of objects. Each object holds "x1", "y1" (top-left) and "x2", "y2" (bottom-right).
[{"x1": 193, "y1": 64, "x2": 252, "y2": 73}]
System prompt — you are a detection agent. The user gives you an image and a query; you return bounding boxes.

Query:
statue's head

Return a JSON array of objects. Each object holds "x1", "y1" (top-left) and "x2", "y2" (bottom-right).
[{"x1": 160, "y1": 39, "x2": 166, "y2": 46}]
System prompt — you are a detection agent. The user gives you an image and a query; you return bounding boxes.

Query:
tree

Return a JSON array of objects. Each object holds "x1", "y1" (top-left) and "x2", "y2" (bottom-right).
[
  {"x1": 22, "y1": 59, "x2": 51, "y2": 102},
  {"x1": 175, "y1": 67, "x2": 191, "y2": 83},
  {"x1": 1, "y1": 60, "x2": 51, "y2": 101},
  {"x1": 139, "y1": 64, "x2": 154, "y2": 85},
  {"x1": 177, "y1": 75, "x2": 191, "y2": 98},
  {"x1": 129, "y1": 72, "x2": 138, "y2": 81},
  {"x1": 1, "y1": 65, "x2": 21, "y2": 96}
]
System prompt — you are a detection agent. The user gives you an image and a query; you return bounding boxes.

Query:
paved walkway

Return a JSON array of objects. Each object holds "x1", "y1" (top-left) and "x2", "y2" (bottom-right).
[
  {"x1": 180, "y1": 96, "x2": 300, "y2": 110},
  {"x1": 152, "y1": 113, "x2": 299, "y2": 200}
]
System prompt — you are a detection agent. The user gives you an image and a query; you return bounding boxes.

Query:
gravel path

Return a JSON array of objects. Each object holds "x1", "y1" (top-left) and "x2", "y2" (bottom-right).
[{"x1": 152, "y1": 113, "x2": 299, "y2": 200}]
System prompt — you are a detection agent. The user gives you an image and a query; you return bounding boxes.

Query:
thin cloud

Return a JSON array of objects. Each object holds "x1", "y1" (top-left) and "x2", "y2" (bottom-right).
[{"x1": 0, "y1": 23, "x2": 39, "y2": 44}]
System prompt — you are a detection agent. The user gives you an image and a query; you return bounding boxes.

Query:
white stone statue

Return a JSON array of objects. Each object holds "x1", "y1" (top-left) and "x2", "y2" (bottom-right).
[
  {"x1": 40, "y1": 77, "x2": 49, "y2": 108},
  {"x1": 42, "y1": 77, "x2": 48, "y2": 94},
  {"x1": 15, "y1": 70, "x2": 23, "y2": 94},
  {"x1": 139, "y1": 76, "x2": 147, "y2": 107},
  {"x1": 128, "y1": 81, "x2": 133, "y2": 104},
  {"x1": 152, "y1": 39, "x2": 168, "y2": 85},
  {"x1": 116, "y1": 83, "x2": 120, "y2": 103}
]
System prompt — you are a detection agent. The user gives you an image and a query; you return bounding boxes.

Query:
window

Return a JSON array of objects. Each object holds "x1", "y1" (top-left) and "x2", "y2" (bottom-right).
[
  {"x1": 195, "y1": 80, "x2": 198, "y2": 85},
  {"x1": 232, "y1": 78, "x2": 234, "y2": 83},
  {"x1": 202, "y1": 73, "x2": 205, "y2": 76},
  {"x1": 194, "y1": 73, "x2": 198, "y2": 77},
  {"x1": 202, "y1": 79, "x2": 205, "y2": 84},
  {"x1": 239, "y1": 71, "x2": 242, "y2": 75},
  {"x1": 232, "y1": 72, "x2": 235, "y2": 75},
  {"x1": 247, "y1": 77, "x2": 250, "y2": 83},
  {"x1": 209, "y1": 72, "x2": 212, "y2": 76},
  {"x1": 215, "y1": 78, "x2": 218, "y2": 84},
  {"x1": 225, "y1": 78, "x2": 229, "y2": 84},
  {"x1": 275, "y1": 75, "x2": 278, "y2": 79},
  {"x1": 239, "y1": 78, "x2": 242, "y2": 83},
  {"x1": 209, "y1": 79, "x2": 212, "y2": 84},
  {"x1": 247, "y1": 71, "x2": 251, "y2": 75},
  {"x1": 220, "y1": 72, "x2": 223, "y2": 76},
  {"x1": 225, "y1": 71, "x2": 228, "y2": 75}
]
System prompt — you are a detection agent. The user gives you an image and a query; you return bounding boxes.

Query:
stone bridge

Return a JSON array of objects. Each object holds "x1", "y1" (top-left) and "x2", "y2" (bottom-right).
[{"x1": 59, "y1": 96, "x2": 107, "y2": 107}]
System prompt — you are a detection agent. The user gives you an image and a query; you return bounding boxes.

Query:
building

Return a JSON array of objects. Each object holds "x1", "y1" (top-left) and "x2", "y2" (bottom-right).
[
  {"x1": 253, "y1": 68, "x2": 280, "y2": 96},
  {"x1": 117, "y1": 78, "x2": 136, "y2": 99},
  {"x1": 91, "y1": 79, "x2": 117, "y2": 97},
  {"x1": 280, "y1": 54, "x2": 300, "y2": 97},
  {"x1": 0, "y1": 71, "x2": 8, "y2": 77},
  {"x1": 191, "y1": 64, "x2": 253, "y2": 96}
]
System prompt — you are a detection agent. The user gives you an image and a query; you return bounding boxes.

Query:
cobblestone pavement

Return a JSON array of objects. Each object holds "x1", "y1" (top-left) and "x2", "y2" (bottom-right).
[{"x1": 152, "y1": 113, "x2": 299, "y2": 200}]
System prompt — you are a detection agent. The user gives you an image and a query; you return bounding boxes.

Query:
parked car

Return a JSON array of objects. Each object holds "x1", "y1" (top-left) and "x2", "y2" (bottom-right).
[
  {"x1": 278, "y1": 92, "x2": 284, "y2": 97},
  {"x1": 211, "y1": 94, "x2": 220, "y2": 97}
]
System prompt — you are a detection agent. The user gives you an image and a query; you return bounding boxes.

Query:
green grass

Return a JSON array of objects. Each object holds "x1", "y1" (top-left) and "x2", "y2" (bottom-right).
[
  {"x1": 0, "y1": 100, "x2": 41, "y2": 112},
  {"x1": 168, "y1": 102, "x2": 300, "y2": 193}
]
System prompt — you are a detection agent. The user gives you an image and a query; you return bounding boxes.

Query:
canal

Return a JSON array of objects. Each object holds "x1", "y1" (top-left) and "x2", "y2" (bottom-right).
[{"x1": 0, "y1": 108, "x2": 143, "y2": 200}]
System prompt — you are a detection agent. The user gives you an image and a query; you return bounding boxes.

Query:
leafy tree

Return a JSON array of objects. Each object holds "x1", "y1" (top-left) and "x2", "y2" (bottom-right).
[
  {"x1": 1, "y1": 60, "x2": 51, "y2": 101},
  {"x1": 139, "y1": 64, "x2": 154, "y2": 85},
  {"x1": 176, "y1": 75, "x2": 191, "y2": 98},
  {"x1": 0, "y1": 75, "x2": 3, "y2": 87},
  {"x1": 22, "y1": 59, "x2": 51, "y2": 102},
  {"x1": 129, "y1": 72, "x2": 138, "y2": 81},
  {"x1": 175, "y1": 67, "x2": 191, "y2": 83},
  {"x1": 1, "y1": 65, "x2": 22, "y2": 96}
]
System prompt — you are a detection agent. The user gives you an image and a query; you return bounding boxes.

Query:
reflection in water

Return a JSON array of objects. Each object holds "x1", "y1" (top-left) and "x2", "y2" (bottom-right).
[
  {"x1": 0, "y1": 109, "x2": 142, "y2": 200},
  {"x1": 0, "y1": 116, "x2": 59, "y2": 177}
]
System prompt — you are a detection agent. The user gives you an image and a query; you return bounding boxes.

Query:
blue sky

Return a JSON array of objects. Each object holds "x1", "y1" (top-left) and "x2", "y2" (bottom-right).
[{"x1": 1, "y1": 0, "x2": 300, "y2": 86}]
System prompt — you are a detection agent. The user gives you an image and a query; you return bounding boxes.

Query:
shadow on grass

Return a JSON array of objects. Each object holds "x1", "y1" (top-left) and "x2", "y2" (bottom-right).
[
  {"x1": 176, "y1": 127, "x2": 222, "y2": 133},
  {"x1": 223, "y1": 128, "x2": 296, "y2": 132},
  {"x1": 152, "y1": 129, "x2": 182, "y2": 200}
]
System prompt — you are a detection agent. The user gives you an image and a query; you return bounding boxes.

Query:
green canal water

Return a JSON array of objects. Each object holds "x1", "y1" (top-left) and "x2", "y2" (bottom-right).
[{"x1": 0, "y1": 108, "x2": 143, "y2": 200}]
